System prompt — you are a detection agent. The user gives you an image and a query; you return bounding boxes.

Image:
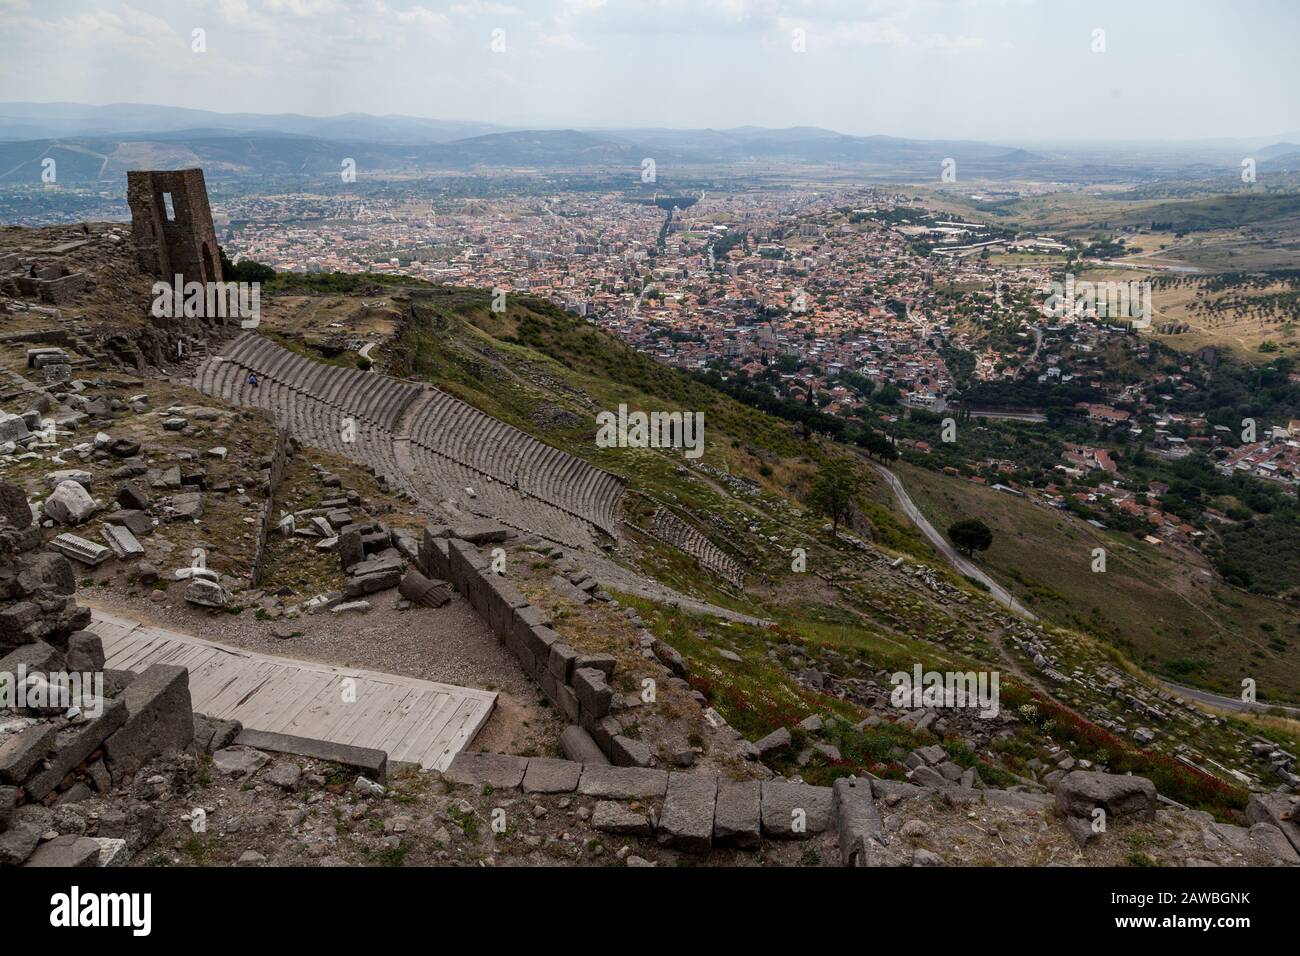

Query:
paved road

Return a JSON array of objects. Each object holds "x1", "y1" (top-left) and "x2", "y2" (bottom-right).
[
  {"x1": 1156, "y1": 679, "x2": 1300, "y2": 717},
  {"x1": 358, "y1": 341, "x2": 377, "y2": 370},
  {"x1": 869, "y1": 460, "x2": 1036, "y2": 620},
  {"x1": 968, "y1": 409, "x2": 1047, "y2": 423},
  {"x1": 872, "y1": 462, "x2": 1300, "y2": 715},
  {"x1": 774, "y1": 447, "x2": 1294, "y2": 711}
]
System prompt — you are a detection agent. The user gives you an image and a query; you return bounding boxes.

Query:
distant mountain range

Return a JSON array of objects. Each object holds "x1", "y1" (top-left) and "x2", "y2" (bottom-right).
[
  {"x1": 0, "y1": 101, "x2": 502, "y2": 144},
  {"x1": 1, "y1": 102, "x2": 1298, "y2": 185}
]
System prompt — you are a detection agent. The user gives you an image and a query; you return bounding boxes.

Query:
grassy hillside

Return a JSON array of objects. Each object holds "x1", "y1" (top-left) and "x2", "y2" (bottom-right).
[
  {"x1": 248, "y1": 275, "x2": 1291, "y2": 809},
  {"x1": 259, "y1": 276, "x2": 1300, "y2": 707},
  {"x1": 379, "y1": 285, "x2": 934, "y2": 572},
  {"x1": 883, "y1": 462, "x2": 1300, "y2": 702},
  {"x1": 373, "y1": 283, "x2": 1300, "y2": 701}
]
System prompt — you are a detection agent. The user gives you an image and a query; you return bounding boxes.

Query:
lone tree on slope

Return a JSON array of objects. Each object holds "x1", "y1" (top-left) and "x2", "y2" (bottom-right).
[
  {"x1": 856, "y1": 430, "x2": 899, "y2": 462},
  {"x1": 947, "y1": 518, "x2": 993, "y2": 556},
  {"x1": 808, "y1": 459, "x2": 862, "y2": 539}
]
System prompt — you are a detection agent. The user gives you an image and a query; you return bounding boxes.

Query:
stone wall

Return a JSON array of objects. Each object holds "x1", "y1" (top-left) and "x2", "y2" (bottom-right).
[
  {"x1": 0, "y1": 329, "x2": 68, "y2": 348},
  {"x1": 439, "y1": 751, "x2": 851, "y2": 855},
  {"x1": 250, "y1": 428, "x2": 294, "y2": 587},
  {"x1": 420, "y1": 529, "x2": 637, "y2": 763},
  {"x1": 14, "y1": 269, "x2": 87, "y2": 306}
]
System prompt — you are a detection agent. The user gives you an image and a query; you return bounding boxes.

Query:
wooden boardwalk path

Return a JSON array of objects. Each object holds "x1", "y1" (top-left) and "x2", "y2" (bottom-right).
[{"x1": 89, "y1": 610, "x2": 496, "y2": 771}]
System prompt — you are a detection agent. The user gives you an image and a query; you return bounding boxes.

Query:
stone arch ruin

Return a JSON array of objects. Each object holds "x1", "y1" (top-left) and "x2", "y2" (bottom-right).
[{"x1": 127, "y1": 168, "x2": 222, "y2": 286}]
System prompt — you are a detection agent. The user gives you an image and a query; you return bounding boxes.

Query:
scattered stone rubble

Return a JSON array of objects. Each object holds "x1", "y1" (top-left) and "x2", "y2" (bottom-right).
[
  {"x1": 1, "y1": 481, "x2": 89, "y2": 646},
  {"x1": 431, "y1": 749, "x2": 1299, "y2": 867},
  {"x1": 0, "y1": 478, "x2": 203, "y2": 866},
  {"x1": 1249, "y1": 737, "x2": 1299, "y2": 790}
]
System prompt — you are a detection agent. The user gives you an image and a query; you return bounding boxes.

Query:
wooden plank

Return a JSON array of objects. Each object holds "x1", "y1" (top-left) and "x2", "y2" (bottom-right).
[
  {"x1": 88, "y1": 609, "x2": 495, "y2": 770},
  {"x1": 397, "y1": 694, "x2": 469, "y2": 766},
  {"x1": 231, "y1": 667, "x2": 306, "y2": 726},
  {"x1": 328, "y1": 679, "x2": 400, "y2": 746},
  {"x1": 178, "y1": 648, "x2": 228, "y2": 690},
  {"x1": 261, "y1": 672, "x2": 338, "y2": 732},
  {"x1": 153, "y1": 642, "x2": 214, "y2": 670},
  {"x1": 146, "y1": 639, "x2": 195, "y2": 668},
  {"x1": 379, "y1": 691, "x2": 451, "y2": 757},
  {"x1": 356, "y1": 686, "x2": 441, "y2": 754},
  {"x1": 416, "y1": 697, "x2": 481, "y2": 770},
  {"x1": 364, "y1": 687, "x2": 425, "y2": 752},
  {"x1": 441, "y1": 701, "x2": 494, "y2": 768},
  {"x1": 188, "y1": 669, "x2": 249, "y2": 714},
  {"x1": 92, "y1": 616, "x2": 138, "y2": 645},
  {"x1": 435, "y1": 698, "x2": 494, "y2": 769},
  {"x1": 278, "y1": 677, "x2": 353, "y2": 738},
  {"x1": 95, "y1": 620, "x2": 141, "y2": 660},
  {"x1": 196, "y1": 662, "x2": 281, "y2": 716},
  {"x1": 107, "y1": 635, "x2": 160, "y2": 670},
  {"x1": 110, "y1": 632, "x2": 171, "y2": 671}
]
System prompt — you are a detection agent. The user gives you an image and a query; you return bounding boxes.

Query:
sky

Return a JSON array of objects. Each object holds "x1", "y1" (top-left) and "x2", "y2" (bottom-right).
[{"x1": 1, "y1": 0, "x2": 1297, "y2": 142}]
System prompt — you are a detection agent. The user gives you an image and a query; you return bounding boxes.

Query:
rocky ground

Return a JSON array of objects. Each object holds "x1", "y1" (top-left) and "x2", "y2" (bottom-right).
[
  {"x1": 124, "y1": 757, "x2": 824, "y2": 868},
  {"x1": 1, "y1": 348, "x2": 560, "y2": 757},
  {"x1": 4, "y1": 222, "x2": 1298, "y2": 870},
  {"x1": 25, "y1": 737, "x2": 1289, "y2": 869}
]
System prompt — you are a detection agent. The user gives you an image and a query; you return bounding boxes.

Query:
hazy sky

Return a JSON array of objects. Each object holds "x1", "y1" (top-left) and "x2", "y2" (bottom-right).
[{"x1": 2, "y1": 0, "x2": 1297, "y2": 142}]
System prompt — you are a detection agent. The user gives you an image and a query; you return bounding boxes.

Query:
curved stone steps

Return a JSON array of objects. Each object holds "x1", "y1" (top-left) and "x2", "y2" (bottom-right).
[
  {"x1": 406, "y1": 444, "x2": 591, "y2": 548},
  {"x1": 191, "y1": 334, "x2": 624, "y2": 549},
  {"x1": 648, "y1": 507, "x2": 745, "y2": 587}
]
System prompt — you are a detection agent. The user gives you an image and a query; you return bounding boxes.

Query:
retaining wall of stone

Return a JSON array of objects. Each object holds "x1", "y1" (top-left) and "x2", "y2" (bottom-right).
[
  {"x1": 250, "y1": 427, "x2": 293, "y2": 587},
  {"x1": 440, "y1": 750, "x2": 886, "y2": 862},
  {"x1": 421, "y1": 530, "x2": 628, "y2": 763}
]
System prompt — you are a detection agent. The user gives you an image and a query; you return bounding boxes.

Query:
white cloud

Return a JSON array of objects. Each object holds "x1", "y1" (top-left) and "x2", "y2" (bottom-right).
[
  {"x1": 0, "y1": 0, "x2": 1295, "y2": 141},
  {"x1": 538, "y1": 32, "x2": 589, "y2": 51}
]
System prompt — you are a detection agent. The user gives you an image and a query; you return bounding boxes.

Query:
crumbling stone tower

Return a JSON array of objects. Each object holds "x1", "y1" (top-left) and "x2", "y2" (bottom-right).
[{"x1": 127, "y1": 169, "x2": 222, "y2": 285}]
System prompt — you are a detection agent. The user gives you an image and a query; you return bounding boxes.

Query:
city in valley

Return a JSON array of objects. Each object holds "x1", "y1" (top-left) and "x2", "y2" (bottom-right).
[
  {"x1": 0, "y1": 0, "x2": 1297, "y2": 923},
  {"x1": 211, "y1": 181, "x2": 1299, "y2": 555}
]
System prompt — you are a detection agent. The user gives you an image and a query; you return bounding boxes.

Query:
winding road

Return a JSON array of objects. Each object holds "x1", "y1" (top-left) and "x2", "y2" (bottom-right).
[
  {"x1": 870, "y1": 459, "x2": 1300, "y2": 715},
  {"x1": 868, "y1": 460, "x2": 1036, "y2": 620},
  {"x1": 1155, "y1": 679, "x2": 1300, "y2": 717}
]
